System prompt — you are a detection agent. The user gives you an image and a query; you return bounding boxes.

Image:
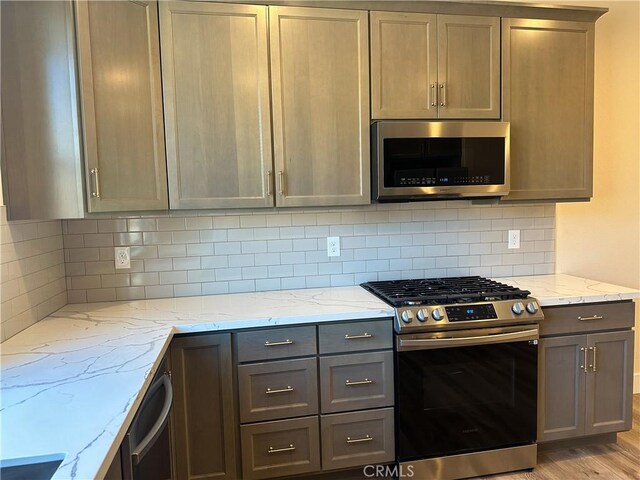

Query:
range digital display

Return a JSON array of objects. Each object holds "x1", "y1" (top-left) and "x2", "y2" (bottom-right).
[{"x1": 445, "y1": 304, "x2": 498, "y2": 322}]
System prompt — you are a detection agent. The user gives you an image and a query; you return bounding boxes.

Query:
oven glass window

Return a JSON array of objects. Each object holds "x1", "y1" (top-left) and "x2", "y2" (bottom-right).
[
  {"x1": 422, "y1": 356, "x2": 515, "y2": 411},
  {"x1": 383, "y1": 137, "x2": 505, "y2": 188},
  {"x1": 396, "y1": 341, "x2": 537, "y2": 461}
]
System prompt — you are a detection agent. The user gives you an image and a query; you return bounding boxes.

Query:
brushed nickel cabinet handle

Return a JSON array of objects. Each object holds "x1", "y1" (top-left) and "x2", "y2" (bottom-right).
[
  {"x1": 590, "y1": 346, "x2": 597, "y2": 372},
  {"x1": 345, "y1": 378, "x2": 373, "y2": 386},
  {"x1": 430, "y1": 83, "x2": 437, "y2": 107},
  {"x1": 344, "y1": 333, "x2": 372, "y2": 340},
  {"x1": 264, "y1": 339, "x2": 293, "y2": 347},
  {"x1": 278, "y1": 170, "x2": 285, "y2": 196},
  {"x1": 265, "y1": 386, "x2": 294, "y2": 395},
  {"x1": 347, "y1": 434, "x2": 373, "y2": 444},
  {"x1": 580, "y1": 347, "x2": 587, "y2": 373},
  {"x1": 90, "y1": 168, "x2": 101, "y2": 198},
  {"x1": 268, "y1": 444, "x2": 295, "y2": 454},
  {"x1": 440, "y1": 83, "x2": 447, "y2": 107},
  {"x1": 267, "y1": 170, "x2": 272, "y2": 196},
  {"x1": 578, "y1": 315, "x2": 604, "y2": 321}
]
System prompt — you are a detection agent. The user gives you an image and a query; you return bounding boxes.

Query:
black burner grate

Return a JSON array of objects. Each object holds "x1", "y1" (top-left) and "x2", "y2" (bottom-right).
[{"x1": 361, "y1": 276, "x2": 530, "y2": 307}]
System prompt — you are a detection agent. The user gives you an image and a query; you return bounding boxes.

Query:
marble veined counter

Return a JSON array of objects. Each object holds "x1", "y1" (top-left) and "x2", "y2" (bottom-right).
[
  {"x1": 0, "y1": 286, "x2": 393, "y2": 480},
  {"x1": 1, "y1": 275, "x2": 637, "y2": 479},
  {"x1": 500, "y1": 273, "x2": 640, "y2": 306}
]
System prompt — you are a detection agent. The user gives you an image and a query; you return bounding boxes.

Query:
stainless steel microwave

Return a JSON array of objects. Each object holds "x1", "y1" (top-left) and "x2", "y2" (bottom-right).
[{"x1": 372, "y1": 121, "x2": 510, "y2": 202}]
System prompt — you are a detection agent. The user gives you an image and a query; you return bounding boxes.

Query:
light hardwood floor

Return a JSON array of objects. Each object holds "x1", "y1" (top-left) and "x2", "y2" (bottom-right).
[{"x1": 486, "y1": 394, "x2": 640, "y2": 479}]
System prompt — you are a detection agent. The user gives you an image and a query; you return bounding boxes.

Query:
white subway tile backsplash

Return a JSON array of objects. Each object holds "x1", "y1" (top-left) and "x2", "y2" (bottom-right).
[
  {"x1": 57, "y1": 202, "x2": 555, "y2": 302},
  {"x1": 0, "y1": 208, "x2": 66, "y2": 341},
  {"x1": 128, "y1": 218, "x2": 157, "y2": 232},
  {"x1": 114, "y1": 232, "x2": 144, "y2": 246},
  {"x1": 174, "y1": 283, "x2": 202, "y2": 297}
]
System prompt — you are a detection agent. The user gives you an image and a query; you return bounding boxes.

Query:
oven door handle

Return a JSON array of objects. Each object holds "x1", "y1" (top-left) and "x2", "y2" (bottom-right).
[{"x1": 397, "y1": 328, "x2": 539, "y2": 351}]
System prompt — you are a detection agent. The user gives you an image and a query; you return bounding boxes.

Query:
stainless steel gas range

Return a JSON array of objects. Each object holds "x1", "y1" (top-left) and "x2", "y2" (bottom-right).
[{"x1": 361, "y1": 276, "x2": 544, "y2": 480}]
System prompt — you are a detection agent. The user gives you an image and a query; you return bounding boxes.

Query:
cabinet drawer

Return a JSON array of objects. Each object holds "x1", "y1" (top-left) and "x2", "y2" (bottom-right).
[
  {"x1": 319, "y1": 351, "x2": 394, "y2": 413},
  {"x1": 240, "y1": 416, "x2": 320, "y2": 480},
  {"x1": 321, "y1": 408, "x2": 395, "y2": 471},
  {"x1": 238, "y1": 358, "x2": 318, "y2": 423},
  {"x1": 236, "y1": 326, "x2": 316, "y2": 362},
  {"x1": 319, "y1": 319, "x2": 392, "y2": 354},
  {"x1": 540, "y1": 301, "x2": 634, "y2": 337}
]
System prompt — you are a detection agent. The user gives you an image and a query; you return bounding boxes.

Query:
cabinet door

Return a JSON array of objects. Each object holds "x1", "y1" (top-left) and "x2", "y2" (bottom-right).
[
  {"x1": 585, "y1": 330, "x2": 634, "y2": 435},
  {"x1": 1, "y1": 0, "x2": 84, "y2": 220},
  {"x1": 437, "y1": 15, "x2": 500, "y2": 119},
  {"x1": 538, "y1": 335, "x2": 586, "y2": 442},
  {"x1": 171, "y1": 334, "x2": 238, "y2": 479},
  {"x1": 270, "y1": 6, "x2": 370, "y2": 207},
  {"x1": 370, "y1": 11, "x2": 438, "y2": 119},
  {"x1": 503, "y1": 18, "x2": 594, "y2": 201},
  {"x1": 75, "y1": 0, "x2": 168, "y2": 212},
  {"x1": 160, "y1": 2, "x2": 274, "y2": 209}
]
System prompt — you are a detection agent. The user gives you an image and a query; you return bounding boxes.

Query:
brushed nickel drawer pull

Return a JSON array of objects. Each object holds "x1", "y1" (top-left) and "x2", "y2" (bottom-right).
[
  {"x1": 264, "y1": 339, "x2": 293, "y2": 347},
  {"x1": 347, "y1": 435, "x2": 373, "y2": 444},
  {"x1": 430, "y1": 83, "x2": 437, "y2": 107},
  {"x1": 591, "y1": 346, "x2": 597, "y2": 372},
  {"x1": 268, "y1": 444, "x2": 295, "y2": 454},
  {"x1": 578, "y1": 315, "x2": 604, "y2": 321},
  {"x1": 265, "y1": 385, "x2": 294, "y2": 395},
  {"x1": 344, "y1": 333, "x2": 372, "y2": 340},
  {"x1": 90, "y1": 168, "x2": 101, "y2": 198},
  {"x1": 439, "y1": 83, "x2": 447, "y2": 107},
  {"x1": 345, "y1": 378, "x2": 373, "y2": 386},
  {"x1": 580, "y1": 347, "x2": 587, "y2": 372}
]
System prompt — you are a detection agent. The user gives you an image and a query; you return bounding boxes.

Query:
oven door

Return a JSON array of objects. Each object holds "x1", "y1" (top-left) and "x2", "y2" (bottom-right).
[{"x1": 395, "y1": 325, "x2": 538, "y2": 462}]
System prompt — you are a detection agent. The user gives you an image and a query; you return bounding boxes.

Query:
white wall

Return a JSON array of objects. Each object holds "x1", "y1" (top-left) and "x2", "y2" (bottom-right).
[{"x1": 553, "y1": 1, "x2": 640, "y2": 388}]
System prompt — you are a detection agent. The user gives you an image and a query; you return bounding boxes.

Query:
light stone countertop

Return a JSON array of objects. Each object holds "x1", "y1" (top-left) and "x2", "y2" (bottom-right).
[
  {"x1": 1, "y1": 275, "x2": 638, "y2": 480},
  {"x1": 500, "y1": 273, "x2": 640, "y2": 306},
  {"x1": 0, "y1": 286, "x2": 393, "y2": 480}
]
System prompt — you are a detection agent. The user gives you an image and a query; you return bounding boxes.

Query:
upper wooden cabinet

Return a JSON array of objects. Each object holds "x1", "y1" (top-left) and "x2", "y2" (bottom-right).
[
  {"x1": 270, "y1": 6, "x2": 371, "y2": 207},
  {"x1": 160, "y1": 2, "x2": 274, "y2": 209},
  {"x1": 75, "y1": 0, "x2": 168, "y2": 212},
  {"x1": 1, "y1": 0, "x2": 85, "y2": 220},
  {"x1": 502, "y1": 18, "x2": 594, "y2": 201},
  {"x1": 371, "y1": 12, "x2": 500, "y2": 119}
]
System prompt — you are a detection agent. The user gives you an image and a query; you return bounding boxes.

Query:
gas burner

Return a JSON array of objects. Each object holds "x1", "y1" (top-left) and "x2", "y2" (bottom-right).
[{"x1": 361, "y1": 276, "x2": 530, "y2": 308}]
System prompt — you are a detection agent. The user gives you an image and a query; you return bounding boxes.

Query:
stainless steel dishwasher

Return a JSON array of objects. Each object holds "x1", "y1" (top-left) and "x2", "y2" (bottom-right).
[{"x1": 107, "y1": 356, "x2": 173, "y2": 480}]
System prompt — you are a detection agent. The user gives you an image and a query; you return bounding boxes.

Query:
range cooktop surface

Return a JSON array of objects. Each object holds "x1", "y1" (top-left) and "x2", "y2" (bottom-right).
[
  {"x1": 361, "y1": 276, "x2": 531, "y2": 307},
  {"x1": 361, "y1": 276, "x2": 542, "y2": 333}
]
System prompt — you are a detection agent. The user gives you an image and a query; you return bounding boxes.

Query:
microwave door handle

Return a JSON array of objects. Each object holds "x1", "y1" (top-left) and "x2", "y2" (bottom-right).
[
  {"x1": 130, "y1": 372, "x2": 173, "y2": 465},
  {"x1": 397, "y1": 328, "x2": 539, "y2": 351}
]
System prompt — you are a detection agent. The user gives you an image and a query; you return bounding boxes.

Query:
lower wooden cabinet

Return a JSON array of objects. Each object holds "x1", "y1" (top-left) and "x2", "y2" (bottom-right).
[
  {"x1": 238, "y1": 357, "x2": 319, "y2": 423},
  {"x1": 320, "y1": 408, "x2": 395, "y2": 471},
  {"x1": 240, "y1": 416, "x2": 321, "y2": 480},
  {"x1": 538, "y1": 304, "x2": 634, "y2": 443},
  {"x1": 319, "y1": 351, "x2": 394, "y2": 413},
  {"x1": 170, "y1": 333, "x2": 239, "y2": 479},
  {"x1": 235, "y1": 319, "x2": 395, "y2": 479}
]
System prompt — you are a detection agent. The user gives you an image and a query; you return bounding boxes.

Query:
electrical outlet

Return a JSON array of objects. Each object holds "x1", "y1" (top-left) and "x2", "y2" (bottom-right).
[
  {"x1": 115, "y1": 246, "x2": 131, "y2": 269},
  {"x1": 327, "y1": 237, "x2": 340, "y2": 257},
  {"x1": 508, "y1": 230, "x2": 521, "y2": 249}
]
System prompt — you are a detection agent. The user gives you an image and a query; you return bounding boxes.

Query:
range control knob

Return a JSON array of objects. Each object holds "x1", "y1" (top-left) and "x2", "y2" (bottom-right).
[
  {"x1": 526, "y1": 302, "x2": 539, "y2": 314},
  {"x1": 416, "y1": 309, "x2": 427, "y2": 322},
  {"x1": 401, "y1": 310, "x2": 414, "y2": 324},
  {"x1": 432, "y1": 308, "x2": 445, "y2": 321},
  {"x1": 512, "y1": 302, "x2": 525, "y2": 315}
]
